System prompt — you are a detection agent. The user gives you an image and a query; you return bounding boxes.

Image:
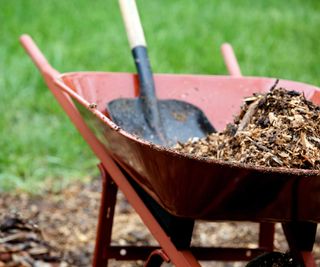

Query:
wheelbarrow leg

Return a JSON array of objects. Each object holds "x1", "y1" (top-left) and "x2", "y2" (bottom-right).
[
  {"x1": 92, "y1": 163, "x2": 118, "y2": 267},
  {"x1": 282, "y1": 222, "x2": 317, "y2": 267},
  {"x1": 258, "y1": 222, "x2": 274, "y2": 251}
]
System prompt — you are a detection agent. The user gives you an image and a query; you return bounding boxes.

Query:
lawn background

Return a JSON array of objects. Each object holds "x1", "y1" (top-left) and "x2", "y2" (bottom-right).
[{"x1": 1, "y1": 0, "x2": 320, "y2": 192}]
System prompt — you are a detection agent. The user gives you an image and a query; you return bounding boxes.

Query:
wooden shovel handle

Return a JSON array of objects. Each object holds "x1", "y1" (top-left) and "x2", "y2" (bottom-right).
[{"x1": 118, "y1": 0, "x2": 146, "y2": 49}]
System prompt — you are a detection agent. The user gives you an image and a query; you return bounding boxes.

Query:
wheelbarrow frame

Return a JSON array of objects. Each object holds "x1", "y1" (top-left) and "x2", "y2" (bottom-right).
[{"x1": 20, "y1": 35, "x2": 318, "y2": 267}]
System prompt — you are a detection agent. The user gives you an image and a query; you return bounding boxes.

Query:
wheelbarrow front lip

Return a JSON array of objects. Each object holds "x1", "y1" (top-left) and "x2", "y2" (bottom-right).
[{"x1": 55, "y1": 71, "x2": 320, "y2": 177}]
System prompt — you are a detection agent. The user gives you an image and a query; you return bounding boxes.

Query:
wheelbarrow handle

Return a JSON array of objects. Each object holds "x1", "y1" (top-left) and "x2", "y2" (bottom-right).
[
  {"x1": 19, "y1": 34, "x2": 59, "y2": 78},
  {"x1": 221, "y1": 43, "x2": 242, "y2": 77}
]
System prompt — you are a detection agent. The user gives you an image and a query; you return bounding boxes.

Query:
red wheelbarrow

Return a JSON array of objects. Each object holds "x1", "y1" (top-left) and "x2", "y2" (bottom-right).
[{"x1": 20, "y1": 34, "x2": 320, "y2": 267}]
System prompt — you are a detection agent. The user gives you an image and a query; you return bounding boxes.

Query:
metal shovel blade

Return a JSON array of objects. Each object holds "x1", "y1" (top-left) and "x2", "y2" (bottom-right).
[{"x1": 107, "y1": 98, "x2": 215, "y2": 146}]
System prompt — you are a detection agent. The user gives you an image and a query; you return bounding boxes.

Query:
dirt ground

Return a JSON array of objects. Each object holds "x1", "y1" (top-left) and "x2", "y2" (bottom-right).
[{"x1": 1, "y1": 178, "x2": 320, "y2": 267}]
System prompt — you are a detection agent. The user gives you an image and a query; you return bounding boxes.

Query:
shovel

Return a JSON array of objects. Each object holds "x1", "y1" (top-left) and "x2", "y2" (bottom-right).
[{"x1": 107, "y1": 0, "x2": 215, "y2": 146}]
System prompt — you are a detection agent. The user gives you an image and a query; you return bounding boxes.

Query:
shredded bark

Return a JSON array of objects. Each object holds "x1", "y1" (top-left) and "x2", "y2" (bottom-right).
[
  {"x1": 175, "y1": 86, "x2": 320, "y2": 170},
  {"x1": 0, "y1": 215, "x2": 64, "y2": 267}
]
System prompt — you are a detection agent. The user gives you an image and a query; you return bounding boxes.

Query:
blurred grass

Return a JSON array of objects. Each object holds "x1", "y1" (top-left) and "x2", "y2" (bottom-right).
[{"x1": 1, "y1": 0, "x2": 319, "y2": 192}]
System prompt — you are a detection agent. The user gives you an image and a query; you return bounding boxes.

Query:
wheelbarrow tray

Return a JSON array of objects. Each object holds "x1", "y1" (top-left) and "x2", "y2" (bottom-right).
[{"x1": 59, "y1": 71, "x2": 320, "y2": 222}]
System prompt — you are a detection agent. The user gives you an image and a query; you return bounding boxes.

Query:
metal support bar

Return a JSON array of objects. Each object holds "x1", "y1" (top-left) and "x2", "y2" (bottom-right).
[
  {"x1": 259, "y1": 222, "x2": 275, "y2": 251},
  {"x1": 191, "y1": 247, "x2": 269, "y2": 261},
  {"x1": 101, "y1": 246, "x2": 270, "y2": 262},
  {"x1": 282, "y1": 222, "x2": 317, "y2": 267},
  {"x1": 92, "y1": 164, "x2": 118, "y2": 267}
]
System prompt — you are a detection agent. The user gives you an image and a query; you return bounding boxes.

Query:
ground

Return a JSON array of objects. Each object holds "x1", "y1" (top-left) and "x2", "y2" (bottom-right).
[{"x1": 1, "y1": 178, "x2": 320, "y2": 267}]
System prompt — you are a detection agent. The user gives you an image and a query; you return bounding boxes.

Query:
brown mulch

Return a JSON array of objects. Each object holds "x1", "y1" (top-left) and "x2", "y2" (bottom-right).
[
  {"x1": 0, "y1": 215, "x2": 63, "y2": 267},
  {"x1": 175, "y1": 85, "x2": 320, "y2": 170},
  {"x1": 0, "y1": 178, "x2": 320, "y2": 267}
]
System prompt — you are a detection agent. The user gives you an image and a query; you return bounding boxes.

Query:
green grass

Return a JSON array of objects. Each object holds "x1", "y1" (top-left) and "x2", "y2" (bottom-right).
[{"x1": 1, "y1": 0, "x2": 320, "y2": 192}]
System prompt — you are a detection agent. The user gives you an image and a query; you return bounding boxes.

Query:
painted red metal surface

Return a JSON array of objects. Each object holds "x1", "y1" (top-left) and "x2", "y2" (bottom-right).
[
  {"x1": 20, "y1": 34, "x2": 203, "y2": 267},
  {"x1": 58, "y1": 72, "x2": 320, "y2": 222},
  {"x1": 20, "y1": 34, "x2": 319, "y2": 266},
  {"x1": 20, "y1": 34, "x2": 320, "y2": 222}
]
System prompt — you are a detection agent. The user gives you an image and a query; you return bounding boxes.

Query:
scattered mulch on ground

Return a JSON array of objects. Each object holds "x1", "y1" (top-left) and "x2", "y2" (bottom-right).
[
  {"x1": 1, "y1": 178, "x2": 320, "y2": 267},
  {"x1": 0, "y1": 215, "x2": 64, "y2": 267},
  {"x1": 175, "y1": 84, "x2": 320, "y2": 170},
  {"x1": 0, "y1": 180, "x2": 102, "y2": 267}
]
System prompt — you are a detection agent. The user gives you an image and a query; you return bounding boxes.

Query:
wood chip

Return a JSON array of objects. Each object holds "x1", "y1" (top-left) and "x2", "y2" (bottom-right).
[{"x1": 237, "y1": 99, "x2": 260, "y2": 133}]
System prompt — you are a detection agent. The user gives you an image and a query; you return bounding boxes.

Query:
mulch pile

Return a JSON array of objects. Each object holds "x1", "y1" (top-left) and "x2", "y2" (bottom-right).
[{"x1": 175, "y1": 84, "x2": 320, "y2": 170}]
